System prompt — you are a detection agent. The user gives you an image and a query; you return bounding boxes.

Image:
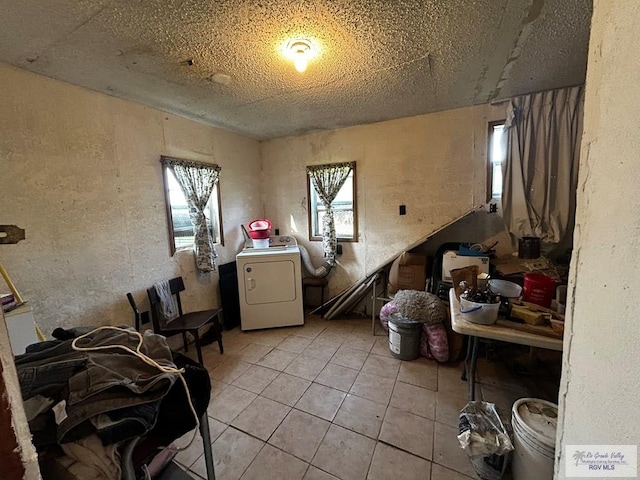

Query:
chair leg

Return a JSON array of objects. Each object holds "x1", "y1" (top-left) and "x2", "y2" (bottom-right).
[
  {"x1": 182, "y1": 332, "x2": 189, "y2": 352},
  {"x1": 217, "y1": 332, "x2": 224, "y2": 355},
  {"x1": 193, "y1": 330, "x2": 203, "y2": 365},
  {"x1": 302, "y1": 285, "x2": 308, "y2": 311},
  {"x1": 216, "y1": 315, "x2": 224, "y2": 354},
  {"x1": 199, "y1": 414, "x2": 216, "y2": 480}
]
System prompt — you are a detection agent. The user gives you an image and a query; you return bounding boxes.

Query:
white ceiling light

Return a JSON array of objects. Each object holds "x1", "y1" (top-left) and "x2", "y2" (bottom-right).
[{"x1": 286, "y1": 39, "x2": 313, "y2": 73}]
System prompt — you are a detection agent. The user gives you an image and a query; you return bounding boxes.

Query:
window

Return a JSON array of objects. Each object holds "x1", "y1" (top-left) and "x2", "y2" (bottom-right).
[
  {"x1": 162, "y1": 164, "x2": 223, "y2": 255},
  {"x1": 307, "y1": 164, "x2": 357, "y2": 241},
  {"x1": 488, "y1": 121, "x2": 506, "y2": 200}
]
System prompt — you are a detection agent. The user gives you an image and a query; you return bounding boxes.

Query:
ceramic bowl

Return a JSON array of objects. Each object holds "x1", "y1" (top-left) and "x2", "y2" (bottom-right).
[{"x1": 488, "y1": 279, "x2": 523, "y2": 299}]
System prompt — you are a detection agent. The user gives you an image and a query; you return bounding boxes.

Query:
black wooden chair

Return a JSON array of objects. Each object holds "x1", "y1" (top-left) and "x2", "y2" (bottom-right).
[
  {"x1": 144, "y1": 277, "x2": 224, "y2": 365},
  {"x1": 126, "y1": 292, "x2": 150, "y2": 331}
]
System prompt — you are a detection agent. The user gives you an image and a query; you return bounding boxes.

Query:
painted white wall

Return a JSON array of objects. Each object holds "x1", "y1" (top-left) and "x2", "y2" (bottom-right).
[
  {"x1": 261, "y1": 103, "x2": 508, "y2": 296},
  {"x1": 555, "y1": 1, "x2": 640, "y2": 478},
  {"x1": 0, "y1": 62, "x2": 262, "y2": 334},
  {"x1": 0, "y1": 58, "x2": 512, "y2": 333}
]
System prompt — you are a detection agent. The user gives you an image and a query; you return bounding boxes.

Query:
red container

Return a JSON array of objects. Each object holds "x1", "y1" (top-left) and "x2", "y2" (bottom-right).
[
  {"x1": 248, "y1": 219, "x2": 271, "y2": 239},
  {"x1": 248, "y1": 228, "x2": 271, "y2": 239},
  {"x1": 523, "y1": 273, "x2": 555, "y2": 308}
]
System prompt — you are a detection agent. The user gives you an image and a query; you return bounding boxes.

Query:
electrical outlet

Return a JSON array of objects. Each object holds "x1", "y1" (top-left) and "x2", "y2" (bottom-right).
[{"x1": 399, "y1": 205, "x2": 407, "y2": 215}]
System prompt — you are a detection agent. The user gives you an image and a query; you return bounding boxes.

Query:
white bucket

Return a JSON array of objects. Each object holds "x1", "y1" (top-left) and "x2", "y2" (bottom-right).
[
  {"x1": 459, "y1": 297, "x2": 500, "y2": 325},
  {"x1": 252, "y1": 238, "x2": 270, "y2": 249},
  {"x1": 511, "y1": 398, "x2": 557, "y2": 480}
]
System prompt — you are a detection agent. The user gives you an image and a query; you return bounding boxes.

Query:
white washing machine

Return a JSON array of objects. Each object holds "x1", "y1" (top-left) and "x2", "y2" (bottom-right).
[{"x1": 236, "y1": 235, "x2": 304, "y2": 331}]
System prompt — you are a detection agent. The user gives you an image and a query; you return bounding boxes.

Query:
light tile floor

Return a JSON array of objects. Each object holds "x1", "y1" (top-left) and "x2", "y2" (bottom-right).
[{"x1": 173, "y1": 313, "x2": 560, "y2": 480}]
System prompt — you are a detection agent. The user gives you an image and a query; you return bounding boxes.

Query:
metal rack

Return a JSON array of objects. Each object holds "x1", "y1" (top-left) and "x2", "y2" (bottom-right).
[{"x1": 370, "y1": 271, "x2": 391, "y2": 336}]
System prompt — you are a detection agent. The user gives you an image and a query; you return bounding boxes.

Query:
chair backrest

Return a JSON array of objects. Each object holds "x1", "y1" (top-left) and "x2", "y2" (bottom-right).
[
  {"x1": 126, "y1": 292, "x2": 139, "y2": 315},
  {"x1": 147, "y1": 277, "x2": 186, "y2": 332},
  {"x1": 126, "y1": 292, "x2": 151, "y2": 331}
]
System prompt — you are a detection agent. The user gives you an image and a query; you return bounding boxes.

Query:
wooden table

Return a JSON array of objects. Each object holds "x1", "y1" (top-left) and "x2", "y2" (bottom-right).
[{"x1": 449, "y1": 289, "x2": 563, "y2": 400}]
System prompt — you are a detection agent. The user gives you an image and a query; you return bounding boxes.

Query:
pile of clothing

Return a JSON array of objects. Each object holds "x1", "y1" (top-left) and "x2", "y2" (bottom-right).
[{"x1": 15, "y1": 326, "x2": 210, "y2": 479}]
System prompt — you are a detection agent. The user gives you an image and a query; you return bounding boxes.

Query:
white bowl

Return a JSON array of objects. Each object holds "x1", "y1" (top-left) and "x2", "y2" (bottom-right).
[
  {"x1": 460, "y1": 297, "x2": 500, "y2": 325},
  {"x1": 488, "y1": 279, "x2": 523, "y2": 299}
]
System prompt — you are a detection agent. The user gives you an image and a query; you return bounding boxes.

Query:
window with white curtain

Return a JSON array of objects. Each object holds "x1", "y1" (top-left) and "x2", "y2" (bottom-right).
[
  {"x1": 307, "y1": 167, "x2": 357, "y2": 241},
  {"x1": 162, "y1": 165, "x2": 223, "y2": 255}
]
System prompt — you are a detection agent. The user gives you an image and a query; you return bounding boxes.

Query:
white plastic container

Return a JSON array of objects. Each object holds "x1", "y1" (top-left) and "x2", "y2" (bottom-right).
[
  {"x1": 252, "y1": 238, "x2": 270, "y2": 249},
  {"x1": 488, "y1": 279, "x2": 523, "y2": 299},
  {"x1": 459, "y1": 297, "x2": 500, "y2": 325},
  {"x1": 511, "y1": 398, "x2": 557, "y2": 480}
]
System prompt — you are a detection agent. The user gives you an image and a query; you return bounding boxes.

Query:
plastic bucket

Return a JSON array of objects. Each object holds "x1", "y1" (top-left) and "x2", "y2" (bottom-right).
[
  {"x1": 523, "y1": 274, "x2": 555, "y2": 308},
  {"x1": 252, "y1": 238, "x2": 270, "y2": 249},
  {"x1": 511, "y1": 398, "x2": 557, "y2": 480},
  {"x1": 388, "y1": 314, "x2": 421, "y2": 360},
  {"x1": 248, "y1": 219, "x2": 272, "y2": 239},
  {"x1": 459, "y1": 298, "x2": 500, "y2": 325}
]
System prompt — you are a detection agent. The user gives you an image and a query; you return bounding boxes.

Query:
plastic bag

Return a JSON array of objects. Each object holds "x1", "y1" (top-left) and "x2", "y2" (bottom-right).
[{"x1": 458, "y1": 401, "x2": 514, "y2": 480}]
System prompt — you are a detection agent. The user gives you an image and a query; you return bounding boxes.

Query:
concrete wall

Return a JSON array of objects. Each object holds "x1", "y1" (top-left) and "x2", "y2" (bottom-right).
[
  {"x1": 556, "y1": 1, "x2": 640, "y2": 477},
  {"x1": 0, "y1": 62, "x2": 262, "y2": 335},
  {"x1": 261, "y1": 103, "x2": 508, "y2": 296}
]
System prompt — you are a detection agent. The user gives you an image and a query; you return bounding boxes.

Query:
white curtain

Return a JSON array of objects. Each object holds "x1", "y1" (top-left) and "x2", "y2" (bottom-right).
[
  {"x1": 307, "y1": 162, "x2": 354, "y2": 261},
  {"x1": 161, "y1": 157, "x2": 221, "y2": 272},
  {"x1": 502, "y1": 86, "x2": 584, "y2": 244}
]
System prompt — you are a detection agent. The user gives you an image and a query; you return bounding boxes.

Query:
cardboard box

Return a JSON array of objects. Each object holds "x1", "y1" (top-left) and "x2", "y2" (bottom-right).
[
  {"x1": 388, "y1": 252, "x2": 427, "y2": 294},
  {"x1": 441, "y1": 251, "x2": 489, "y2": 282}
]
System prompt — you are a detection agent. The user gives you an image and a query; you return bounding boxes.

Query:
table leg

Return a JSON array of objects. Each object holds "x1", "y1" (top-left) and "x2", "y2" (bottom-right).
[
  {"x1": 468, "y1": 336, "x2": 479, "y2": 401},
  {"x1": 371, "y1": 282, "x2": 375, "y2": 336},
  {"x1": 461, "y1": 335, "x2": 472, "y2": 381},
  {"x1": 199, "y1": 414, "x2": 216, "y2": 480}
]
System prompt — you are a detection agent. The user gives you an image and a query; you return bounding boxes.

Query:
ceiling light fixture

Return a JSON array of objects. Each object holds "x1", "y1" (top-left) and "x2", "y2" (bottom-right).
[{"x1": 286, "y1": 39, "x2": 313, "y2": 73}]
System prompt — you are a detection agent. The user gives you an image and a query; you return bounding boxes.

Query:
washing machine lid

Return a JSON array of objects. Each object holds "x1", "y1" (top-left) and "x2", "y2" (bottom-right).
[{"x1": 237, "y1": 245, "x2": 300, "y2": 258}]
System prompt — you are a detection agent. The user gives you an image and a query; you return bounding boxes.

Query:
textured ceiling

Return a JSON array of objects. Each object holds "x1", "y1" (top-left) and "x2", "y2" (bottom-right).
[{"x1": 0, "y1": 0, "x2": 592, "y2": 140}]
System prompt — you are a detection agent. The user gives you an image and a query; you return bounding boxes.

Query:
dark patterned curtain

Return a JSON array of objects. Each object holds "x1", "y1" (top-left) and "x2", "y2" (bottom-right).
[
  {"x1": 161, "y1": 157, "x2": 221, "y2": 272},
  {"x1": 307, "y1": 162, "x2": 354, "y2": 261}
]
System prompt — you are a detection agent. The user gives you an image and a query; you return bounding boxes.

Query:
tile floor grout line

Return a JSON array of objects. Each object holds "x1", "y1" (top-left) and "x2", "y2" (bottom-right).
[{"x1": 200, "y1": 314, "x2": 550, "y2": 480}]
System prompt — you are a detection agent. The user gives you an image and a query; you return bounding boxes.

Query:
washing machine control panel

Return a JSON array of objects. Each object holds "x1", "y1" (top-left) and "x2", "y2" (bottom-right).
[{"x1": 269, "y1": 235, "x2": 298, "y2": 247}]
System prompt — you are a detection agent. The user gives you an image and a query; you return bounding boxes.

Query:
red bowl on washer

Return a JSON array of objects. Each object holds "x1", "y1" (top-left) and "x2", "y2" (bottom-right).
[
  {"x1": 249, "y1": 228, "x2": 271, "y2": 239},
  {"x1": 248, "y1": 219, "x2": 271, "y2": 239}
]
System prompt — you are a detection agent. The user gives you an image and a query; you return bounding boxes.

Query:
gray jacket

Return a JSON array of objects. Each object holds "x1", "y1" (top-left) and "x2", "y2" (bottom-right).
[{"x1": 16, "y1": 327, "x2": 177, "y2": 444}]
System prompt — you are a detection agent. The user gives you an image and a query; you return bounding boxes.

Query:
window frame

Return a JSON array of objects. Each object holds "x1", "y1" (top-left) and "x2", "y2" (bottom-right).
[
  {"x1": 161, "y1": 161, "x2": 224, "y2": 257},
  {"x1": 487, "y1": 120, "x2": 506, "y2": 203},
  {"x1": 306, "y1": 163, "x2": 358, "y2": 242}
]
